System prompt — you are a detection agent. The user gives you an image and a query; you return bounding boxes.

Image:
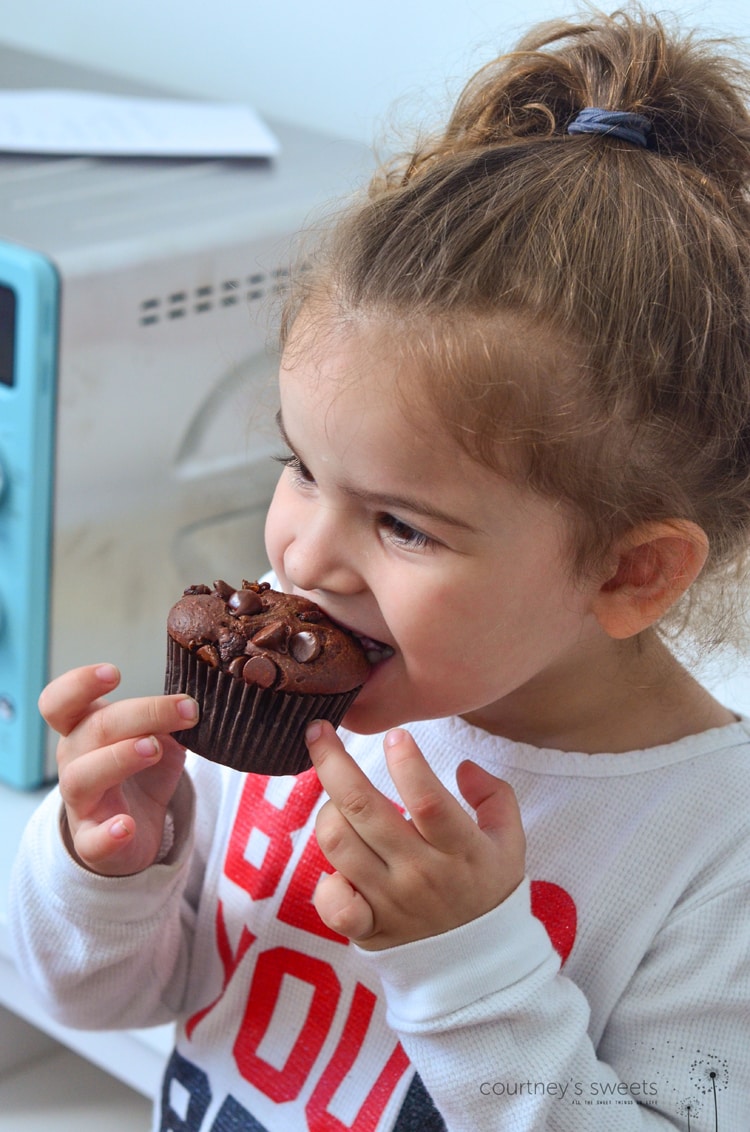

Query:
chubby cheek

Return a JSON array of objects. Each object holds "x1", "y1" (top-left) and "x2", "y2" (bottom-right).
[
  {"x1": 342, "y1": 657, "x2": 493, "y2": 734},
  {"x1": 344, "y1": 621, "x2": 488, "y2": 733}
]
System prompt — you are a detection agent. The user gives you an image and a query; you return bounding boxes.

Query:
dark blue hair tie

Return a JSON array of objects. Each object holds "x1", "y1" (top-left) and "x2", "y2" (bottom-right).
[{"x1": 567, "y1": 107, "x2": 651, "y2": 148}]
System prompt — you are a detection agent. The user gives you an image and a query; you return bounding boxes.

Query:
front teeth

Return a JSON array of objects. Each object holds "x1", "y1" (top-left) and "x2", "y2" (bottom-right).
[{"x1": 355, "y1": 634, "x2": 394, "y2": 665}]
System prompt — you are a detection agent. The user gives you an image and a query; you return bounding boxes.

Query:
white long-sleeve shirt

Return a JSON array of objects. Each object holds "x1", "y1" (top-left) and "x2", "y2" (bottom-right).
[{"x1": 9, "y1": 714, "x2": 750, "y2": 1130}]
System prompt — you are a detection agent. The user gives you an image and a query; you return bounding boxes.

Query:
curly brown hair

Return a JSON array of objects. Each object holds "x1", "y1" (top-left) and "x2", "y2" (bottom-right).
[{"x1": 282, "y1": 6, "x2": 750, "y2": 646}]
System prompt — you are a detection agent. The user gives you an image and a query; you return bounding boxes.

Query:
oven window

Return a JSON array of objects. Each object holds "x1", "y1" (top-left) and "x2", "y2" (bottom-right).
[{"x1": 0, "y1": 284, "x2": 16, "y2": 387}]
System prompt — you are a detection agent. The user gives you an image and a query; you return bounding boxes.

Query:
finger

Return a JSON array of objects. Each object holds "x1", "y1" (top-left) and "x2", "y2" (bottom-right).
[
  {"x1": 58, "y1": 733, "x2": 165, "y2": 814},
  {"x1": 383, "y1": 728, "x2": 477, "y2": 852},
  {"x1": 39, "y1": 663, "x2": 121, "y2": 736},
  {"x1": 315, "y1": 797, "x2": 389, "y2": 883},
  {"x1": 456, "y1": 760, "x2": 524, "y2": 844},
  {"x1": 70, "y1": 812, "x2": 138, "y2": 870},
  {"x1": 57, "y1": 693, "x2": 199, "y2": 769},
  {"x1": 307, "y1": 720, "x2": 409, "y2": 856},
  {"x1": 314, "y1": 870, "x2": 375, "y2": 942}
]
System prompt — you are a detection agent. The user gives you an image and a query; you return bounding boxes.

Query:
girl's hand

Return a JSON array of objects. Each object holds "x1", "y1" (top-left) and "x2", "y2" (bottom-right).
[
  {"x1": 39, "y1": 664, "x2": 198, "y2": 877},
  {"x1": 308, "y1": 721, "x2": 526, "y2": 950}
]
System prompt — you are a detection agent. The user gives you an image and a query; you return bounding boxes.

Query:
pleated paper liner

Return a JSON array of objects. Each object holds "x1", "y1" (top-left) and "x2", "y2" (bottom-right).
[{"x1": 164, "y1": 636, "x2": 362, "y2": 774}]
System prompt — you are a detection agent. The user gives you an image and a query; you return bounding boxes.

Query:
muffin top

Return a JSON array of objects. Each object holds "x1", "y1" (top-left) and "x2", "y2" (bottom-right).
[{"x1": 167, "y1": 579, "x2": 371, "y2": 694}]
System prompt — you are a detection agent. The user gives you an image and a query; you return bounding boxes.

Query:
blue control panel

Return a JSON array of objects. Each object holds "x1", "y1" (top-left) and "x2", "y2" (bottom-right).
[{"x1": 0, "y1": 244, "x2": 58, "y2": 789}]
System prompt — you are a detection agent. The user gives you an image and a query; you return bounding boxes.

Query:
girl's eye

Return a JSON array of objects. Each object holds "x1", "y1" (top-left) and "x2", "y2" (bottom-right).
[
  {"x1": 274, "y1": 453, "x2": 315, "y2": 486},
  {"x1": 379, "y1": 513, "x2": 435, "y2": 551}
]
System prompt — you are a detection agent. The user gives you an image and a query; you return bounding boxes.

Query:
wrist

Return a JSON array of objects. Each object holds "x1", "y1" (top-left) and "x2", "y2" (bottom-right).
[{"x1": 358, "y1": 878, "x2": 557, "y2": 1028}]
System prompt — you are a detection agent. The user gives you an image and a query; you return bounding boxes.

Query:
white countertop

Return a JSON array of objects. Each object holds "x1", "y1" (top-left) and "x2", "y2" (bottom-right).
[{"x1": 0, "y1": 780, "x2": 173, "y2": 1099}]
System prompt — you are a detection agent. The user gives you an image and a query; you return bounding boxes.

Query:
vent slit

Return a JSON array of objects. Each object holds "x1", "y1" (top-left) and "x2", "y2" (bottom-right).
[{"x1": 138, "y1": 267, "x2": 287, "y2": 327}]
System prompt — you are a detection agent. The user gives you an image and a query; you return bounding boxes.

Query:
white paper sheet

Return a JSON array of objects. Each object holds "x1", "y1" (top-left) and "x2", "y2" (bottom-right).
[{"x1": 0, "y1": 89, "x2": 281, "y2": 158}]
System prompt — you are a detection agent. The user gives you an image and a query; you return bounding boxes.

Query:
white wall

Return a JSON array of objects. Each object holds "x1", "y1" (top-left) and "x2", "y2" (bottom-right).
[{"x1": 0, "y1": 0, "x2": 748, "y2": 144}]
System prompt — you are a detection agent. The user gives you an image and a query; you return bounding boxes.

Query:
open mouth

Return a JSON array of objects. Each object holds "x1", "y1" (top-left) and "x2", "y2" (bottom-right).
[
  {"x1": 352, "y1": 632, "x2": 395, "y2": 667},
  {"x1": 313, "y1": 603, "x2": 395, "y2": 667}
]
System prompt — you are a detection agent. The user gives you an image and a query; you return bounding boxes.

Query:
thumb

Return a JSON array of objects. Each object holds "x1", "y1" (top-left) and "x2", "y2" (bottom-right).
[{"x1": 456, "y1": 760, "x2": 525, "y2": 846}]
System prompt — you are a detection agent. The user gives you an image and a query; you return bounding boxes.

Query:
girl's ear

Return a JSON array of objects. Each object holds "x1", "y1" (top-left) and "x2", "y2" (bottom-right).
[{"x1": 592, "y1": 520, "x2": 709, "y2": 640}]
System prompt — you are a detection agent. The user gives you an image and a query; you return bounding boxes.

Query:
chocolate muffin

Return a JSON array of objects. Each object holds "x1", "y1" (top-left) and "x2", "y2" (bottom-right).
[{"x1": 164, "y1": 579, "x2": 370, "y2": 774}]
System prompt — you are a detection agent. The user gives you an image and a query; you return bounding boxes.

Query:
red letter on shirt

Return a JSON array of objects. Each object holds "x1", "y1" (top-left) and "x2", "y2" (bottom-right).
[
  {"x1": 224, "y1": 770, "x2": 323, "y2": 900},
  {"x1": 306, "y1": 982, "x2": 410, "y2": 1131},
  {"x1": 186, "y1": 900, "x2": 256, "y2": 1039},
  {"x1": 234, "y1": 946, "x2": 340, "y2": 1102}
]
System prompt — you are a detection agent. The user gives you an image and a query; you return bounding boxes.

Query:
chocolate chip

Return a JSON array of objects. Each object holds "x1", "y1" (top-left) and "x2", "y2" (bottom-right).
[
  {"x1": 213, "y1": 579, "x2": 234, "y2": 599},
  {"x1": 227, "y1": 589, "x2": 263, "y2": 615},
  {"x1": 242, "y1": 655, "x2": 278, "y2": 688},
  {"x1": 196, "y1": 643, "x2": 220, "y2": 667},
  {"x1": 289, "y1": 630, "x2": 321, "y2": 663},
  {"x1": 297, "y1": 609, "x2": 323, "y2": 623},
  {"x1": 251, "y1": 621, "x2": 289, "y2": 652},
  {"x1": 184, "y1": 584, "x2": 211, "y2": 595},
  {"x1": 227, "y1": 656, "x2": 247, "y2": 677}
]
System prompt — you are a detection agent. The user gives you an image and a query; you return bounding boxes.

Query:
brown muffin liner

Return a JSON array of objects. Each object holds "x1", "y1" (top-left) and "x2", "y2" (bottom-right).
[{"x1": 164, "y1": 636, "x2": 362, "y2": 775}]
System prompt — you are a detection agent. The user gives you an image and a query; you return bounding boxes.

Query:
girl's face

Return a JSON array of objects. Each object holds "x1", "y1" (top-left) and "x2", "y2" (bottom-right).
[{"x1": 265, "y1": 320, "x2": 606, "y2": 739}]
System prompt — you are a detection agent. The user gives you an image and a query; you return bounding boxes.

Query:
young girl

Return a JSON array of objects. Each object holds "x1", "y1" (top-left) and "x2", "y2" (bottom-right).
[{"x1": 10, "y1": 7, "x2": 750, "y2": 1129}]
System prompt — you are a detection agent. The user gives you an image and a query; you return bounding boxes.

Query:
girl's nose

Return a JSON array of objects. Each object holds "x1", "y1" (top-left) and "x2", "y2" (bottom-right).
[{"x1": 282, "y1": 513, "x2": 364, "y2": 597}]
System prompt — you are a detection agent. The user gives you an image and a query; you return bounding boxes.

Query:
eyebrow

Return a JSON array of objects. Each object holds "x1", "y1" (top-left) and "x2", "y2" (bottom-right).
[{"x1": 275, "y1": 410, "x2": 483, "y2": 534}]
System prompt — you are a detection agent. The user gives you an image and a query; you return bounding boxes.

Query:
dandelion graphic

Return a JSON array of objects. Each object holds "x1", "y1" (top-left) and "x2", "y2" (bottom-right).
[
  {"x1": 676, "y1": 1097, "x2": 702, "y2": 1130},
  {"x1": 689, "y1": 1054, "x2": 729, "y2": 1131}
]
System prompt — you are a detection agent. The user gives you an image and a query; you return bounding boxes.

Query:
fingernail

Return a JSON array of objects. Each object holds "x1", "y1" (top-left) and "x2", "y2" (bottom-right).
[
  {"x1": 109, "y1": 819, "x2": 130, "y2": 840},
  {"x1": 95, "y1": 663, "x2": 119, "y2": 683},
  {"x1": 306, "y1": 720, "x2": 323, "y2": 744},
  {"x1": 384, "y1": 728, "x2": 407, "y2": 748},
  {"x1": 135, "y1": 736, "x2": 159, "y2": 758},
  {"x1": 177, "y1": 697, "x2": 199, "y2": 722}
]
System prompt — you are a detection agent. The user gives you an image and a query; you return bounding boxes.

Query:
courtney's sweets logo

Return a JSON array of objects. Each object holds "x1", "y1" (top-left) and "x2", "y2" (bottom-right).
[
  {"x1": 479, "y1": 1081, "x2": 657, "y2": 1100},
  {"x1": 480, "y1": 1048, "x2": 730, "y2": 1128}
]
